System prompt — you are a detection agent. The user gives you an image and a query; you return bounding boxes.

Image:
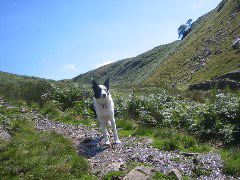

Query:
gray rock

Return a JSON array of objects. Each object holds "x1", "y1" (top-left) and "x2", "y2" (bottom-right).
[
  {"x1": 181, "y1": 152, "x2": 201, "y2": 157},
  {"x1": 167, "y1": 168, "x2": 182, "y2": 180},
  {"x1": 108, "y1": 161, "x2": 125, "y2": 172},
  {"x1": 232, "y1": 37, "x2": 240, "y2": 49},
  {"x1": 123, "y1": 166, "x2": 155, "y2": 180},
  {"x1": 0, "y1": 126, "x2": 11, "y2": 141}
]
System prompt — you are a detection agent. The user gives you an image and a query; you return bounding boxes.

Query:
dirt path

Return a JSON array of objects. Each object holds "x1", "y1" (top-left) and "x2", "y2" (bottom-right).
[{"x1": 0, "y1": 97, "x2": 235, "y2": 179}]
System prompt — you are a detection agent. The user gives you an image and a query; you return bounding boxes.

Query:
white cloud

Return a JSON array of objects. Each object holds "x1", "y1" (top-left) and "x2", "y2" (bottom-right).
[
  {"x1": 64, "y1": 64, "x2": 78, "y2": 72},
  {"x1": 92, "y1": 60, "x2": 115, "y2": 69}
]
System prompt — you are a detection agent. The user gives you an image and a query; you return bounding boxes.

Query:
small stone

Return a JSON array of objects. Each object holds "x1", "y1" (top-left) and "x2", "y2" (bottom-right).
[
  {"x1": 20, "y1": 107, "x2": 27, "y2": 113},
  {"x1": 119, "y1": 164, "x2": 126, "y2": 171},
  {"x1": 76, "y1": 134, "x2": 85, "y2": 139},
  {"x1": 232, "y1": 37, "x2": 240, "y2": 49},
  {"x1": 108, "y1": 162, "x2": 125, "y2": 172},
  {"x1": 181, "y1": 152, "x2": 201, "y2": 157}
]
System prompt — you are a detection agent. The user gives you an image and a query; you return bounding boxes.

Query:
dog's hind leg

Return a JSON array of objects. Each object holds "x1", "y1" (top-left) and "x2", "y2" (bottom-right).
[
  {"x1": 110, "y1": 118, "x2": 121, "y2": 144},
  {"x1": 100, "y1": 120, "x2": 110, "y2": 145}
]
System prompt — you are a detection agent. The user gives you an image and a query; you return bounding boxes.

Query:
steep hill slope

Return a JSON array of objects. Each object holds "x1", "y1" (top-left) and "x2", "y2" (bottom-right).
[
  {"x1": 73, "y1": 41, "x2": 180, "y2": 84},
  {"x1": 147, "y1": 0, "x2": 240, "y2": 88}
]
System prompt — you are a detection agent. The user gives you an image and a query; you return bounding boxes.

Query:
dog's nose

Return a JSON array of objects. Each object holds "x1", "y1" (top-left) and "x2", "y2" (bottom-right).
[{"x1": 102, "y1": 94, "x2": 106, "y2": 98}]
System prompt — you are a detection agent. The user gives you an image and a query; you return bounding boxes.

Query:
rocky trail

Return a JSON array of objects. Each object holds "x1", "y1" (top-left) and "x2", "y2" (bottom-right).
[{"x1": 0, "y1": 97, "x2": 238, "y2": 179}]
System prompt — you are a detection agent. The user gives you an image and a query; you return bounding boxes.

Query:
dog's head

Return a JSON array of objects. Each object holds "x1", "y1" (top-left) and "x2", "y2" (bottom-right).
[{"x1": 92, "y1": 79, "x2": 110, "y2": 99}]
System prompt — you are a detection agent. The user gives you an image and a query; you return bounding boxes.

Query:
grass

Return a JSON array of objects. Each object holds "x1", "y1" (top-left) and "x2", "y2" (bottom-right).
[
  {"x1": 116, "y1": 118, "x2": 211, "y2": 153},
  {"x1": 138, "y1": 127, "x2": 211, "y2": 153},
  {"x1": 0, "y1": 71, "x2": 53, "y2": 105},
  {"x1": 220, "y1": 148, "x2": 240, "y2": 177},
  {"x1": 0, "y1": 106, "x2": 95, "y2": 179},
  {"x1": 116, "y1": 118, "x2": 137, "y2": 137}
]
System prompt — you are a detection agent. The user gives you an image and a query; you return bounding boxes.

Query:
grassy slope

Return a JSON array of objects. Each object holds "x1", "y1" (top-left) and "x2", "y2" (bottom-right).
[
  {"x1": 0, "y1": 71, "x2": 54, "y2": 104},
  {"x1": 147, "y1": 0, "x2": 240, "y2": 88},
  {"x1": 0, "y1": 71, "x2": 54, "y2": 84},
  {"x1": 72, "y1": 41, "x2": 180, "y2": 84}
]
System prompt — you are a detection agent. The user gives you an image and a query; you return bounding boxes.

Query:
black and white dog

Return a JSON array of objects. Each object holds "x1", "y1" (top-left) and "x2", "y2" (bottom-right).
[{"x1": 92, "y1": 79, "x2": 121, "y2": 145}]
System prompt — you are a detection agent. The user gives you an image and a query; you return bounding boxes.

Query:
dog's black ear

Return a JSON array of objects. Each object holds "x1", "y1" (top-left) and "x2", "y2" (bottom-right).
[
  {"x1": 92, "y1": 80, "x2": 98, "y2": 88},
  {"x1": 104, "y1": 78, "x2": 110, "y2": 90}
]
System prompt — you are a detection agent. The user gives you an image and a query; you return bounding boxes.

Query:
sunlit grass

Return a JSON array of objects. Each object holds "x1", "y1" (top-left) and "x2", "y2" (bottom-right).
[
  {"x1": 0, "y1": 107, "x2": 95, "y2": 179},
  {"x1": 116, "y1": 119, "x2": 211, "y2": 153},
  {"x1": 221, "y1": 148, "x2": 240, "y2": 177}
]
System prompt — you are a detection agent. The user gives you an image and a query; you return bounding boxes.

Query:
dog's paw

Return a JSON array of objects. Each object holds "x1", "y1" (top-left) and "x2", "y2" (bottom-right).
[{"x1": 114, "y1": 139, "x2": 121, "y2": 144}]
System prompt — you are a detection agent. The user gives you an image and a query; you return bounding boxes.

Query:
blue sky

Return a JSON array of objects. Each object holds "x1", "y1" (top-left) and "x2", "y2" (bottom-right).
[{"x1": 0, "y1": 0, "x2": 221, "y2": 80}]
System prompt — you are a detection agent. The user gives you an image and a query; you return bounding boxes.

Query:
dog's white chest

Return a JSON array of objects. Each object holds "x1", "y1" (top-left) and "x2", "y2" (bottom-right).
[
  {"x1": 98, "y1": 104, "x2": 110, "y2": 115},
  {"x1": 94, "y1": 97, "x2": 114, "y2": 120}
]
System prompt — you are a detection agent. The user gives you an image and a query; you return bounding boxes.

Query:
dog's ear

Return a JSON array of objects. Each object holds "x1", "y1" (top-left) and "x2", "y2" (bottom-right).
[
  {"x1": 92, "y1": 80, "x2": 98, "y2": 88},
  {"x1": 104, "y1": 78, "x2": 110, "y2": 90}
]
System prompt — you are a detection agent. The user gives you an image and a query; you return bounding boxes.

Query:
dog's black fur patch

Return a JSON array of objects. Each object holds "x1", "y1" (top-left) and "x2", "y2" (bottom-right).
[{"x1": 92, "y1": 80, "x2": 101, "y2": 99}]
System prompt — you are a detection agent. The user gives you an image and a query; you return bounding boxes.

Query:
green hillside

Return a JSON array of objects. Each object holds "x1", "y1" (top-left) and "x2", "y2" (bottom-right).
[
  {"x1": 73, "y1": 41, "x2": 180, "y2": 84},
  {"x1": 147, "y1": 0, "x2": 240, "y2": 88},
  {"x1": 0, "y1": 71, "x2": 54, "y2": 104}
]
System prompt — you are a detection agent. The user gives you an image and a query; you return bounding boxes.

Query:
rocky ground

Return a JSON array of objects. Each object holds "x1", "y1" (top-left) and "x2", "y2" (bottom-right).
[{"x1": 0, "y1": 97, "x2": 238, "y2": 179}]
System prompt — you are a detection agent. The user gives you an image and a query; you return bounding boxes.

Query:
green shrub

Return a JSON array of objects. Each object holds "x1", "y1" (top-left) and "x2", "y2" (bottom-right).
[
  {"x1": 112, "y1": 91, "x2": 240, "y2": 145},
  {"x1": 71, "y1": 99, "x2": 95, "y2": 118},
  {"x1": 42, "y1": 83, "x2": 91, "y2": 110},
  {"x1": 41, "y1": 100, "x2": 62, "y2": 119}
]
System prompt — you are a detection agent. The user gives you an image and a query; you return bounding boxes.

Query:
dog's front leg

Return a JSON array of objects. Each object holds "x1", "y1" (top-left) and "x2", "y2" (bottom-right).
[
  {"x1": 110, "y1": 118, "x2": 121, "y2": 144},
  {"x1": 100, "y1": 120, "x2": 110, "y2": 145}
]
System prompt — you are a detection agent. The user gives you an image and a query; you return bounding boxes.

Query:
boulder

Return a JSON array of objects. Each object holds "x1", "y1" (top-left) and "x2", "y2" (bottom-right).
[{"x1": 123, "y1": 166, "x2": 155, "y2": 180}]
